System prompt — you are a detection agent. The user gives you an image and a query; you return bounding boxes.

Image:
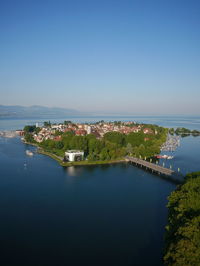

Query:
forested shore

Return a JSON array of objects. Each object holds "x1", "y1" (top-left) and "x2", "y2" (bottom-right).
[
  {"x1": 23, "y1": 121, "x2": 168, "y2": 164},
  {"x1": 169, "y1": 127, "x2": 200, "y2": 136},
  {"x1": 164, "y1": 172, "x2": 200, "y2": 265}
]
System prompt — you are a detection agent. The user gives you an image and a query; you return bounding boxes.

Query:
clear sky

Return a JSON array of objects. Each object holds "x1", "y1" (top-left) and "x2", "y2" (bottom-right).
[{"x1": 0, "y1": 0, "x2": 200, "y2": 115}]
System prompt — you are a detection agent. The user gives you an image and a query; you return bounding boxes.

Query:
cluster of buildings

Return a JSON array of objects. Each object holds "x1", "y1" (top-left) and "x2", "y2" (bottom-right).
[
  {"x1": 30, "y1": 121, "x2": 156, "y2": 143},
  {"x1": 17, "y1": 121, "x2": 158, "y2": 162},
  {"x1": 11, "y1": 121, "x2": 156, "y2": 143}
]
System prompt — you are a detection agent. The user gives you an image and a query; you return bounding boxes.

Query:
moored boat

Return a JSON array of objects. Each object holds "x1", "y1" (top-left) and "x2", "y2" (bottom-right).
[
  {"x1": 26, "y1": 150, "x2": 33, "y2": 156},
  {"x1": 156, "y1": 155, "x2": 174, "y2": 159}
]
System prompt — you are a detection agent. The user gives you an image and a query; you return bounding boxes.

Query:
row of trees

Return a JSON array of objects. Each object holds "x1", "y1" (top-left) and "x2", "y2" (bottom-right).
[
  {"x1": 36, "y1": 125, "x2": 167, "y2": 160},
  {"x1": 24, "y1": 125, "x2": 40, "y2": 144},
  {"x1": 164, "y1": 172, "x2": 200, "y2": 265},
  {"x1": 169, "y1": 127, "x2": 200, "y2": 136}
]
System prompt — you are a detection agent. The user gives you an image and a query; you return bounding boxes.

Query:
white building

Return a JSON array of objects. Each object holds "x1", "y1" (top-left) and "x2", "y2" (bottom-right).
[
  {"x1": 86, "y1": 125, "x2": 92, "y2": 134},
  {"x1": 65, "y1": 150, "x2": 84, "y2": 162}
]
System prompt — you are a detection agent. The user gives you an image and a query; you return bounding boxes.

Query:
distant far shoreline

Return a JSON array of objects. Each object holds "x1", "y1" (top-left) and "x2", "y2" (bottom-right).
[{"x1": 1, "y1": 116, "x2": 200, "y2": 132}]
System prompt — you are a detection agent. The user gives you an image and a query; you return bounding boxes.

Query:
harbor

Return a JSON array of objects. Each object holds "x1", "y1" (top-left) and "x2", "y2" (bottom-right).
[
  {"x1": 0, "y1": 130, "x2": 23, "y2": 138},
  {"x1": 0, "y1": 130, "x2": 19, "y2": 138},
  {"x1": 161, "y1": 134, "x2": 180, "y2": 152}
]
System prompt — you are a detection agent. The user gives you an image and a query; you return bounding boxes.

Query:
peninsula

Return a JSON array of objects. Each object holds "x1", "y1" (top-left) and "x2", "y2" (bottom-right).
[{"x1": 22, "y1": 120, "x2": 168, "y2": 166}]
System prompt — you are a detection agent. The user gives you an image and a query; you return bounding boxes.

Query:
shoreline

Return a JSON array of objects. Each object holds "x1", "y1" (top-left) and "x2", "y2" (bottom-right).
[
  {"x1": 40, "y1": 149, "x2": 126, "y2": 167},
  {"x1": 23, "y1": 140, "x2": 126, "y2": 167},
  {"x1": 22, "y1": 139, "x2": 183, "y2": 185},
  {"x1": 38, "y1": 149, "x2": 126, "y2": 167},
  {"x1": 22, "y1": 140, "x2": 182, "y2": 184}
]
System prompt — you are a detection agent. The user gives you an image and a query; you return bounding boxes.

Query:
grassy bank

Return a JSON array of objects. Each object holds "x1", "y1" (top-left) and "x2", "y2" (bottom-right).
[
  {"x1": 22, "y1": 140, "x2": 38, "y2": 147},
  {"x1": 36, "y1": 148, "x2": 126, "y2": 167}
]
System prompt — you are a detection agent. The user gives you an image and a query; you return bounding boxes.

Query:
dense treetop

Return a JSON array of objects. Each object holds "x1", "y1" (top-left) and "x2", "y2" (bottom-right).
[
  {"x1": 24, "y1": 122, "x2": 167, "y2": 161},
  {"x1": 164, "y1": 172, "x2": 200, "y2": 265}
]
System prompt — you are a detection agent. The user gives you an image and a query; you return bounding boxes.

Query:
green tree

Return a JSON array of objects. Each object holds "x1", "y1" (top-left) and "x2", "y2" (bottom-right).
[
  {"x1": 43, "y1": 121, "x2": 51, "y2": 127},
  {"x1": 35, "y1": 127, "x2": 41, "y2": 134},
  {"x1": 24, "y1": 125, "x2": 36, "y2": 133},
  {"x1": 24, "y1": 133, "x2": 34, "y2": 143},
  {"x1": 99, "y1": 148, "x2": 110, "y2": 160},
  {"x1": 126, "y1": 143, "x2": 133, "y2": 155},
  {"x1": 64, "y1": 120, "x2": 72, "y2": 125},
  {"x1": 104, "y1": 132, "x2": 125, "y2": 146},
  {"x1": 55, "y1": 141, "x2": 64, "y2": 149},
  {"x1": 70, "y1": 136, "x2": 88, "y2": 152},
  {"x1": 164, "y1": 172, "x2": 200, "y2": 266},
  {"x1": 54, "y1": 130, "x2": 63, "y2": 136}
]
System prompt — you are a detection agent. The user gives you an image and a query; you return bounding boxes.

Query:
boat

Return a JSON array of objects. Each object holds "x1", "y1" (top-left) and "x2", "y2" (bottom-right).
[
  {"x1": 166, "y1": 155, "x2": 174, "y2": 159},
  {"x1": 156, "y1": 155, "x2": 167, "y2": 159},
  {"x1": 26, "y1": 150, "x2": 33, "y2": 156},
  {"x1": 156, "y1": 155, "x2": 174, "y2": 159}
]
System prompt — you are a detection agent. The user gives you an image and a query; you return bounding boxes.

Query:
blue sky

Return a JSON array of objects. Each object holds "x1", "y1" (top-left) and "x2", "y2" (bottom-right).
[{"x1": 0, "y1": 0, "x2": 200, "y2": 115}]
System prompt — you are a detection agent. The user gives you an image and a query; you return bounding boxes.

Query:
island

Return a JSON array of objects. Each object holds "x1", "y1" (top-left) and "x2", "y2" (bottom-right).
[{"x1": 22, "y1": 120, "x2": 168, "y2": 166}]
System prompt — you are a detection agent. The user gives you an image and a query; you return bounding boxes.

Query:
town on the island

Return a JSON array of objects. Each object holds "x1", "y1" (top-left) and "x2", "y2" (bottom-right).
[
  {"x1": 1, "y1": 120, "x2": 190, "y2": 165},
  {"x1": 22, "y1": 121, "x2": 159, "y2": 162},
  {"x1": 32, "y1": 121, "x2": 155, "y2": 142},
  {"x1": 17, "y1": 120, "x2": 176, "y2": 163},
  {"x1": 2, "y1": 121, "x2": 197, "y2": 167}
]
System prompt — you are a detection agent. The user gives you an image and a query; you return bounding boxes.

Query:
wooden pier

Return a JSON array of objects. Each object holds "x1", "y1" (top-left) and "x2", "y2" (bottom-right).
[{"x1": 125, "y1": 156, "x2": 182, "y2": 183}]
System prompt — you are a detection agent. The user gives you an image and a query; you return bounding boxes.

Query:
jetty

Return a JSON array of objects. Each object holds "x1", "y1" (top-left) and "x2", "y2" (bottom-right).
[
  {"x1": 0, "y1": 130, "x2": 19, "y2": 138},
  {"x1": 0, "y1": 129, "x2": 25, "y2": 138},
  {"x1": 125, "y1": 156, "x2": 182, "y2": 183}
]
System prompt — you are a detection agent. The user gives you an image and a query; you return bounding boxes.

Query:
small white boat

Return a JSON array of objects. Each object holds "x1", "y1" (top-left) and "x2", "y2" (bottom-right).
[
  {"x1": 26, "y1": 150, "x2": 33, "y2": 156},
  {"x1": 167, "y1": 155, "x2": 174, "y2": 159}
]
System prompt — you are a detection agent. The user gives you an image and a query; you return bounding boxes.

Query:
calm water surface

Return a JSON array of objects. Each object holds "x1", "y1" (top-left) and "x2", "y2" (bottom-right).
[
  {"x1": 1, "y1": 115, "x2": 200, "y2": 130},
  {"x1": 0, "y1": 117, "x2": 200, "y2": 266},
  {"x1": 0, "y1": 137, "x2": 175, "y2": 266}
]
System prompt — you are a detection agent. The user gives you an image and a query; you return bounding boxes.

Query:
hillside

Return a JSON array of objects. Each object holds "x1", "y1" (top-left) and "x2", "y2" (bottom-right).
[{"x1": 0, "y1": 105, "x2": 82, "y2": 118}]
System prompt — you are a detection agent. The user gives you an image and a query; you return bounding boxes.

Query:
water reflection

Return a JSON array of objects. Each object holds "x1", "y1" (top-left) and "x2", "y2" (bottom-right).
[
  {"x1": 63, "y1": 166, "x2": 89, "y2": 179},
  {"x1": 0, "y1": 136, "x2": 181, "y2": 266},
  {"x1": 66, "y1": 166, "x2": 79, "y2": 176}
]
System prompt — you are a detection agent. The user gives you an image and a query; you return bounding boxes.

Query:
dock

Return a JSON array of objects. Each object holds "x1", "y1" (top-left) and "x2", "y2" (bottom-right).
[
  {"x1": 125, "y1": 156, "x2": 182, "y2": 183},
  {"x1": 0, "y1": 130, "x2": 20, "y2": 138}
]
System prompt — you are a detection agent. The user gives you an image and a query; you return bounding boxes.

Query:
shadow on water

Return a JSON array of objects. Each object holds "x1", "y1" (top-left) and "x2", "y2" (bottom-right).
[
  {"x1": 127, "y1": 162, "x2": 183, "y2": 185},
  {"x1": 62, "y1": 162, "x2": 128, "y2": 178},
  {"x1": 62, "y1": 161, "x2": 182, "y2": 186}
]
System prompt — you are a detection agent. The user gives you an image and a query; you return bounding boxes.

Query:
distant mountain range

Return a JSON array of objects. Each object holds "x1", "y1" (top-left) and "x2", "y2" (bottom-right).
[{"x1": 0, "y1": 105, "x2": 83, "y2": 118}]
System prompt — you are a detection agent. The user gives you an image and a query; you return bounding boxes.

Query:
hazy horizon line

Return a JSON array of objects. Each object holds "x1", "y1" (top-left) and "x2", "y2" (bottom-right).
[{"x1": 0, "y1": 104, "x2": 200, "y2": 117}]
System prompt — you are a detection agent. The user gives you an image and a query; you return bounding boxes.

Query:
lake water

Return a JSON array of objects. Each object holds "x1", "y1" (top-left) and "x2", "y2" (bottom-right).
[
  {"x1": 0, "y1": 116, "x2": 200, "y2": 266},
  {"x1": 1, "y1": 115, "x2": 200, "y2": 131}
]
